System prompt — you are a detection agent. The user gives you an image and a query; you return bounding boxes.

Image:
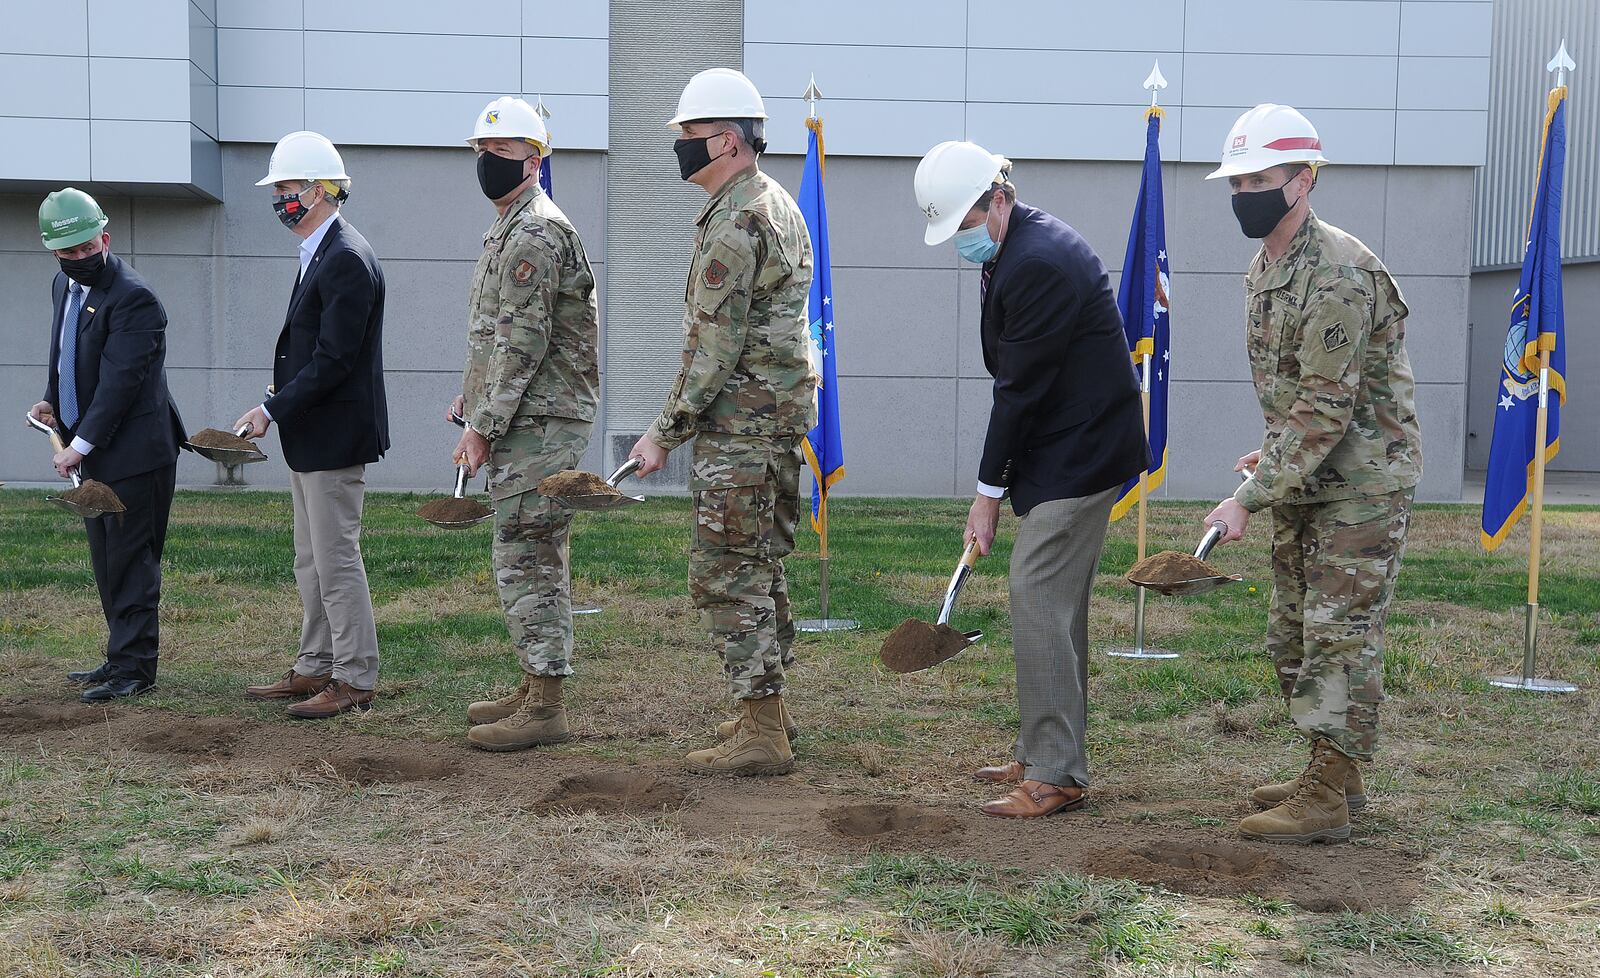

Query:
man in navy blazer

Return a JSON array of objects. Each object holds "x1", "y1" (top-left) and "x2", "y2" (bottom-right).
[
  {"x1": 30, "y1": 188, "x2": 186, "y2": 703},
  {"x1": 915, "y1": 142, "x2": 1148, "y2": 818},
  {"x1": 236, "y1": 131, "x2": 389, "y2": 720}
]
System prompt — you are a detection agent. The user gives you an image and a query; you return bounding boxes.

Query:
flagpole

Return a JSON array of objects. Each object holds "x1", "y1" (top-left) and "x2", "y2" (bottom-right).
[
  {"x1": 796, "y1": 74, "x2": 857, "y2": 634},
  {"x1": 1489, "y1": 41, "x2": 1576, "y2": 694},
  {"x1": 1110, "y1": 60, "x2": 1177, "y2": 661}
]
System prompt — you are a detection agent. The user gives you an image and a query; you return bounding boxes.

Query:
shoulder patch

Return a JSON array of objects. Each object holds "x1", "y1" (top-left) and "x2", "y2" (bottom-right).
[
  {"x1": 1322, "y1": 322, "x2": 1351, "y2": 353},
  {"x1": 512, "y1": 259, "x2": 536, "y2": 284},
  {"x1": 704, "y1": 259, "x2": 729, "y2": 289}
]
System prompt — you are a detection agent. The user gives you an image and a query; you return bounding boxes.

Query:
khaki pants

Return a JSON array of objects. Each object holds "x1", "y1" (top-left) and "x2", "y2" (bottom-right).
[{"x1": 290, "y1": 465, "x2": 380, "y2": 690}]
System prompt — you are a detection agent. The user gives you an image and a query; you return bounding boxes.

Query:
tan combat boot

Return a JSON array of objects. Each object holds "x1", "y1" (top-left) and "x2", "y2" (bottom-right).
[
  {"x1": 1239, "y1": 739, "x2": 1352, "y2": 844},
  {"x1": 686, "y1": 695, "x2": 794, "y2": 776},
  {"x1": 715, "y1": 698, "x2": 799, "y2": 741},
  {"x1": 466, "y1": 675, "x2": 532, "y2": 725},
  {"x1": 467, "y1": 676, "x2": 572, "y2": 752},
  {"x1": 1252, "y1": 754, "x2": 1367, "y2": 813}
]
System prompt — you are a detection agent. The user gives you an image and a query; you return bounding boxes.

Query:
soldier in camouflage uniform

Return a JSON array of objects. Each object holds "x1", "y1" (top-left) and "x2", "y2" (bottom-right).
[
  {"x1": 1203, "y1": 105, "x2": 1422, "y2": 844},
  {"x1": 450, "y1": 97, "x2": 599, "y2": 753},
  {"x1": 629, "y1": 69, "x2": 816, "y2": 777}
]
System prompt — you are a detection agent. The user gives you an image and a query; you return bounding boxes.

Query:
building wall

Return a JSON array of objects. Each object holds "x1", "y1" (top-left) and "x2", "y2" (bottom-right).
[{"x1": 0, "y1": 145, "x2": 609, "y2": 491}]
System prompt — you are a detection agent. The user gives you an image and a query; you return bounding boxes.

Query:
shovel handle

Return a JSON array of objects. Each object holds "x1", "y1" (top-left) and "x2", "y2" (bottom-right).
[
  {"x1": 937, "y1": 541, "x2": 980, "y2": 626},
  {"x1": 607, "y1": 456, "x2": 644, "y2": 487},
  {"x1": 449, "y1": 411, "x2": 466, "y2": 429},
  {"x1": 25, "y1": 412, "x2": 83, "y2": 487},
  {"x1": 1194, "y1": 522, "x2": 1228, "y2": 560},
  {"x1": 234, "y1": 423, "x2": 254, "y2": 439},
  {"x1": 452, "y1": 461, "x2": 470, "y2": 498}
]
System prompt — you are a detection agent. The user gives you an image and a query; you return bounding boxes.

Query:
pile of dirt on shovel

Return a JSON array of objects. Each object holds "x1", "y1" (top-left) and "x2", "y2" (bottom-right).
[
  {"x1": 1127, "y1": 550, "x2": 1223, "y2": 585},
  {"x1": 187, "y1": 427, "x2": 259, "y2": 452},
  {"x1": 63, "y1": 480, "x2": 126, "y2": 514},
  {"x1": 538, "y1": 469, "x2": 617, "y2": 497},
  {"x1": 416, "y1": 497, "x2": 490, "y2": 524},
  {"x1": 880, "y1": 618, "x2": 968, "y2": 673}
]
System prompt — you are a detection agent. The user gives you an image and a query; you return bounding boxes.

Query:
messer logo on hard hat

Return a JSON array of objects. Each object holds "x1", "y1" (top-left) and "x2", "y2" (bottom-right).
[{"x1": 921, "y1": 202, "x2": 940, "y2": 219}]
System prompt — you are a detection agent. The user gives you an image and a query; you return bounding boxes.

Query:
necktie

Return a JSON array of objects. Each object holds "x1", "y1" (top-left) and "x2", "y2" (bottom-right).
[
  {"x1": 59, "y1": 283, "x2": 85, "y2": 429},
  {"x1": 980, "y1": 262, "x2": 993, "y2": 307}
]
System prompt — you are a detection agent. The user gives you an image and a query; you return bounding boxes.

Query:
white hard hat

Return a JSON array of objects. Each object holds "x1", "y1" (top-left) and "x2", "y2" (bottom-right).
[
  {"x1": 667, "y1": 67, "x2": 767, "y2": 129},
  {"x1": 914, "y1": 141, "x2": 1011, "y2": 245},
  {"x1": 1206, "y1": 104, "x2": 1329, "y2": 180},
  {"x1": 468, "y1": 96, "x2": 550, "y2": 152},
  {"x1": 256, "y1": 131, "x2": 349, "y2": 186}
]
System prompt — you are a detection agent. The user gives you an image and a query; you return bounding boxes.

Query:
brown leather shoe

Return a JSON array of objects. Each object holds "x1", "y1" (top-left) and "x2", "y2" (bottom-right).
[
  {"x1": 285, "y1": 680, "x2": 374, "y2": 719},
  {"x1": 980, "y1": 780, "x2": 1086, "y2": 819},
  {"x1": 975, "y1": 760, "x2": 1026, "y2": 784},
  {"x1": 246, "y1": 669, "x2": 333, "y2": 701}
]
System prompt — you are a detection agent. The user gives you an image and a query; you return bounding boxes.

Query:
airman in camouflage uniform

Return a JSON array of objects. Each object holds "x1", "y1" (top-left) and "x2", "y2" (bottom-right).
[
  {"x1": 453, "y1": 98, "x2": 599, "y2": 753},
  {"x1": 630, "y1": 69, "x2": 816, "y2": 776},
  {"x1": 1204, "y1": 104, "x2": 1422, "y2": 844}
]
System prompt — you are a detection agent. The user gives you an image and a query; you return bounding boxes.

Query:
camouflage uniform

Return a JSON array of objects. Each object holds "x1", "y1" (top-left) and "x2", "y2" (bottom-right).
[
  {"x1": 646, "y1": 168, "x2": 817, "y2": 701},
  {"x1": 1233, "y1": 212, "x2": 1423, "y2": 762},
  {"x1": 462, "y1": 185, "x2": 599, "y2": 677}
]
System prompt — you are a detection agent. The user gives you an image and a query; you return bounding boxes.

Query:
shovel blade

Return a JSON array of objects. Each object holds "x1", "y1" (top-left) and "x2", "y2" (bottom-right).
[
  {"x1": 47, "y1": 495, "x2": 106, "y2": 519},
  {"x1": 880, "y1": 618, "x2": 979, "y2": 674},
  {"x1": 554, "y1": 492, "x2": 644, "y2": 511}
]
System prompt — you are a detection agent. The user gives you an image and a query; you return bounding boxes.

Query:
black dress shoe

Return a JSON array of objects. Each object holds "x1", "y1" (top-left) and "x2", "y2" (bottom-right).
[
  {"x1": 68, "y1": 663, "x2": 117, "y2": 686},
  {"x1": 80, "y1": 677, "x2": 156, "y2": 703}
]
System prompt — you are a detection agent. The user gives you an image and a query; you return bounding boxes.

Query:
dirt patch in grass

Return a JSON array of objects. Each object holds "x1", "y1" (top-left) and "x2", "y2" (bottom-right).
[
  {"x1": 0, "y1": 701, "x2": 107, "y2": 735},
  {"x1": 824, "y1": 802, "x2": 966, "y2": 841},
  {"x1": 136, "y1": 717, "x2": 241, "y2": 757},
  {"x1": 535, "y1": 770, "x2": 691, "y2": 815}
]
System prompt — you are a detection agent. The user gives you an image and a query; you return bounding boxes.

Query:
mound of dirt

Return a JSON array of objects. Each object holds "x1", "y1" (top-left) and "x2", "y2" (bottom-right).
[
  {"x1": 823, "y1": 803, "x2": 965, "y2": 840},
  {"x1": 0, "y1": 703, "x2": 105, "y2": 735},
  {"x1": 880, "y1": 619, "x2": 969, "y2": 673},
  {"x1": 187, "y1": 428, "x2": 259, "y2": 452},
  {"x1": 536, "y1": 771, "x2": 689, "y2": 815},
  {"x1": 1127, "y1": 550, "x2": 1222, "y2": 585},
  {"x1": 60, "y1": 480, "x2": 125, "y2": 514},
  {"x1": 136, "y1": 718, "x2": 240, "y2": 757},
  {"x1": 416, "y1": 497, "x2": 491, "y2": 524},
  {"x1": 538, "y1": 470, "x2": 617, "y2": 497},
  {"x1": 1084, "y1": 841, "x2": 1291, "y2": 897}
]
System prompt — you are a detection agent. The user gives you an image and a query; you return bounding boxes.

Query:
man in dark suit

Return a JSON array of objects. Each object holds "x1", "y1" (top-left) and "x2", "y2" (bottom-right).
[
  {"x1": 235, "y1": 131, "x2": 389, "y2": 720},
  {"x1": 29, "y1": 188, "x2": 186, "y2": 703},
  {"x1": 914, "y1": 141, "x2": 1149, "y2": 818}
]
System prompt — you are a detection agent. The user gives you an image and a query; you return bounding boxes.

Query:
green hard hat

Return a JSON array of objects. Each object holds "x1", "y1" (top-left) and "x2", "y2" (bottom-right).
[{"x1": 39, "y1": 187, "x2": 108, "y2": 250}]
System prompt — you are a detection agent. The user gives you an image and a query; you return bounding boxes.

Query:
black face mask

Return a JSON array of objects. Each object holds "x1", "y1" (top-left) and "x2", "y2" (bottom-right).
[
  {"x1": 477, "y1": 150, "x2": 530, "y2": 200},
  {"x1": 1231, "y1": 180, "x2": 1299, "y2": 239},
  {"x1": 59, "y1": 250, "x2": 105, "y2": 287},
  {"x1": 674, "y1": 134, "x2": 729, "y2": 181},
  {"x1": 273, "y1": 188, "x2": 313, "y2": 229}
]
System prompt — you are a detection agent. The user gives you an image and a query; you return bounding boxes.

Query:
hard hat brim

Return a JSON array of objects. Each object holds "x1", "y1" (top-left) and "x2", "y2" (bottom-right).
[
  {"x1": 924, "y1": 208, "x2": 969, "y2": 246},
  {"x1": 666, "y1": 110, "x2": 770, "y2": 130},
  {"x1": 41, "y1": 223, "x2": 106, "y2": 251},
  {"x1": 1206, "y1": 155, "x2": 1329, "y2": 180}
]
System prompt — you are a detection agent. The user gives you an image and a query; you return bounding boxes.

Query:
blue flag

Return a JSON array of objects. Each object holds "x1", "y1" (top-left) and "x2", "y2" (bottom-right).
[
  {"x1": 539, "y1": 154, "x2": 553, "y2": 198},
  {"x1": 1482, "y1": 89, "x2": 1568, "y2": 551},
  {"x1": 1110, "y1": 110, "x2": 1171, "y2": 522},
  {"x1": 799, "y1": 118, "x2": 845, "y2": 530}
]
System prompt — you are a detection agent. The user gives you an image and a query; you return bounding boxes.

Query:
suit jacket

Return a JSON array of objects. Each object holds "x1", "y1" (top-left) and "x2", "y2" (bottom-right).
[
  {"x1": 979, "y1": 202, "x2": 1149, "y2": 516},
  {"x1": 43, "y1": 254, "x2": 185, "y2": 485},
  {"x1": 264, "y1": 216, "x2": 390, "y2": 473}
]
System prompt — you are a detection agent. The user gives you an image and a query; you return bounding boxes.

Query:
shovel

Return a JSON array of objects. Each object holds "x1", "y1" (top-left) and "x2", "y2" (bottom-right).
[
  {"x1": 24, "y1": 412, "x2": 126, "y2": 518},
  {"x1": 880, "y1": 541, "x2": 986, "y2": 674},
  {"x1": 417, "y1": 419, "x2": 495, "y2": 529},
  {"x1": 185, "y1": 423, "x2": 268, "y2": 465},
  {"x1": 1126, "y1": 522, "x2": 1242, "y2": 597},
  {"x1": 546, "y1": 457, "x2": 645, "y2": 511}
]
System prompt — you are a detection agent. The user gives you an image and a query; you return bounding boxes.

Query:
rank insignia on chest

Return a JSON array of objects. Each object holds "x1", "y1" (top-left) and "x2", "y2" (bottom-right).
[
  {"x1": 1322, "y1": 322, "x2": 1351, "y2": 352},
  {"x1": 704, "y1": 259, "x2": 729, "y2": 288},
  {"x1": 513, "y1": 260, "x2": 536, "y2": 284}
]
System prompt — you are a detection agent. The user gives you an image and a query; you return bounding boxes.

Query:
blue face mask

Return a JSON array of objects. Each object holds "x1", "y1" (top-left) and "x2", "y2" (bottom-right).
[{"x1": 954, "y1": 222, "x2": 999, "y2": 264}]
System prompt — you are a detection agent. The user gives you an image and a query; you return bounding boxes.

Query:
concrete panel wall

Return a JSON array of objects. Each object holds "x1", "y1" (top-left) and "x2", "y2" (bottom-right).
[
  {"x1": 745, "y1": 0, "x2": 1492, "y2": 165},
  {"x1": 212, "y1": 2, "x2": 609, "y2": 149},
  {"x1": 0, "y1": 1, "x2": 219, "y2": 196},
  {"x1": 0, "y1": 145, "x2": 608, "y2": 491}
]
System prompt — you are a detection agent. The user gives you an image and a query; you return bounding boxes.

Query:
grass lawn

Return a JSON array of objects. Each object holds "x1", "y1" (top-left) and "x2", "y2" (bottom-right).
[{"x1": 1, "y1": 489, "x2": 1598, "y2": 977}]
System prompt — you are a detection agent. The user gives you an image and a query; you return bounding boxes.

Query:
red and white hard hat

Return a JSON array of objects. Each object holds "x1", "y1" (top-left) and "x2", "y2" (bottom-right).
[{"x1": 1206, "y1": 104, "x2": 1329, "y2": 180}]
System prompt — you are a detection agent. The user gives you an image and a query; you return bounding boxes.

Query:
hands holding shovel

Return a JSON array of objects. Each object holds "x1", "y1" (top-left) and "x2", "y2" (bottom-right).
[{"x1": 1203, "y1": 451, "x2": 1261, "y2": 545}]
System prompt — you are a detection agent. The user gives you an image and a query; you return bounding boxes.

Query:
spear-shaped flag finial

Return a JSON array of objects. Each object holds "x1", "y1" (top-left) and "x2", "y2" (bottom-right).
[
  {"x1": 1548, "y1": 39, "x2": 1576, "y2": 88},
  {"x1": 1143, "y1": 59, "x2": 1168, "y2": 108},
  {"x1": 533, "y1": 95, "x2": 552, "y2": 123},
  {"x1": 804, "y1": 73, "x2": 823, "y2": 120}
]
